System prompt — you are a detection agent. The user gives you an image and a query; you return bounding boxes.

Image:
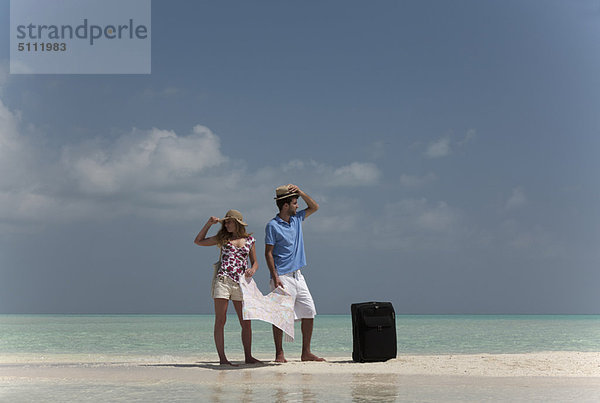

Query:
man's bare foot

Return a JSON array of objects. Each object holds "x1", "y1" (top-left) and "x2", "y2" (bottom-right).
[
  {"x1": 219, "y1": 360, "x2": 239, "y2": 366},
  {"x1": 245, "y1": 356, "x2": 262, "y2": 364},
  {"x1": 301, "y1": 353, "x2": 325, "y2": 362},
  {"x1": 274, "y1": 352, "x2": 287, "y2": 363}
]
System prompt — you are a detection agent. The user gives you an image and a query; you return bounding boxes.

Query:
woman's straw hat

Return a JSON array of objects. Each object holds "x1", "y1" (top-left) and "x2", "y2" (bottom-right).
[{"x1": 221, "y1": 209, "x2": 247, "y2": 226}]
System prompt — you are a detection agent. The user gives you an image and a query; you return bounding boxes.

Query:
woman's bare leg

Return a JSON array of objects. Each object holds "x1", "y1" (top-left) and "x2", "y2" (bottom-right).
[
  {"x1": 214, "y1": 298, "x2": 237, "y2": 366},
  {"x1": 233, "y1": 300, "x2": 261, "y2": 364}
]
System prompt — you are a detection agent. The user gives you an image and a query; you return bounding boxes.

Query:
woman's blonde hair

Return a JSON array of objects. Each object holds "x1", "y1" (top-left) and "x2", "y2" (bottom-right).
[{"x1": 214, "y1": 220, "x2": 252, "y2": 248}]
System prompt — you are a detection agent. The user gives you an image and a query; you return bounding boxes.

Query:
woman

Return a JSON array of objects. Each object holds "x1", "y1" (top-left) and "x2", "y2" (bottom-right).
[{"x1": 194, "y1": 209, "x2": 261, "y2": 365}]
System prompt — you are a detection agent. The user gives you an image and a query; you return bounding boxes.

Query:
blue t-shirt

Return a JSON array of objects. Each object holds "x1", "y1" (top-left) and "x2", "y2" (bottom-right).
[{"x1": 265, "y1": 209, "x2": 307, "y2": 275}]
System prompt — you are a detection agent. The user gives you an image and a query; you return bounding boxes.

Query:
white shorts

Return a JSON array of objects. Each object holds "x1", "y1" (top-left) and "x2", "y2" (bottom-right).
[
  {"x1": 212, "y1": 275, "x2": 243, "y2": 301},
  {"x1": 271, "y1": 269, "x2": 317, "y2": 320}
]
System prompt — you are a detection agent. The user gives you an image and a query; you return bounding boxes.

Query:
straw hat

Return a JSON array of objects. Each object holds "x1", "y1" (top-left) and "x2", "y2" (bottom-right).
[
  {"x1": 274, "y1": 185, "x2": 299, "y2": 200},
  {"x1": 221, "y1": 209, "x2": 247, "y2": 226}
]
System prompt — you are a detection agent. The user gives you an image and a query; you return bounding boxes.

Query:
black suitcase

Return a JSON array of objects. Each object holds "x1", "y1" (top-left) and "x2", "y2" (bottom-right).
[{"x1": 351, "y1": 301, "x2": 397, "y2": 362}]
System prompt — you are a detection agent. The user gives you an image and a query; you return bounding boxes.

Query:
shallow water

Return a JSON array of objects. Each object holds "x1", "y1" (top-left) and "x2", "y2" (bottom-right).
[
  {"x1": 2, "y1": 315, "x2": 600, "y2": 402},
  {"x1": 3, "y1": 370, "x2": 600, "y2": 402},
  {"x1": 1, "y1": 314, "x2": 600, "y2": 360}
]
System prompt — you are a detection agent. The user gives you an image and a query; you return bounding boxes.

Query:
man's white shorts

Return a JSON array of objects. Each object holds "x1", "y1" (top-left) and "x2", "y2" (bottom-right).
[{"x1": 271, "y1": 269, "x2": 317, "y2": 320}]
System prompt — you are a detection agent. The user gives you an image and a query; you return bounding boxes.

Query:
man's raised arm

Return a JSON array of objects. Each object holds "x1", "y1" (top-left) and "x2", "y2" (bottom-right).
[{"x1": 288, "y1": 184, "x2": 319, "y2": 218}]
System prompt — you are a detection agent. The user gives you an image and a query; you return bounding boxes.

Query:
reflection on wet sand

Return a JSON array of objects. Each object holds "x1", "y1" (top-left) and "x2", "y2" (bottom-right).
[
  {"x1": 208, "y1": 371, "x2": 226, "y2": 402},
  {"x1": 5, "y1": 358, "x2": 599, "y2": 402},
  {"x1": 351, "y1": 373, "x2": 399, "y2": 402},
  {"x1": 240, "y1": 371, "x2": 254, "y2": 403}
]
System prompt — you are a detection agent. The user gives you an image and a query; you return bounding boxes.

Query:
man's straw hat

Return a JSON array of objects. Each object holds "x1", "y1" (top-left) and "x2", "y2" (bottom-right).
[{"x1": 274, "y1": 185, "x2": 299, "y2": 200}]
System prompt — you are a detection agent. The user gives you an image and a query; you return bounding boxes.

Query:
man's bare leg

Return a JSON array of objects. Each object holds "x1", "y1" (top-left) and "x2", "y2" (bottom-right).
[
  {"x1": 300, "y1": 318, "x2": 325, "y2": 361},
  {"x1": 272, "y1": 325, "x2": 287, "y2": 362}
]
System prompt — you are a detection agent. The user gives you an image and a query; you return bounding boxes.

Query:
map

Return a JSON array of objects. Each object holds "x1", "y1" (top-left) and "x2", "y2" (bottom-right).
[{"x1": 239, "y1": 276, "x2": 295, "y2": 342}]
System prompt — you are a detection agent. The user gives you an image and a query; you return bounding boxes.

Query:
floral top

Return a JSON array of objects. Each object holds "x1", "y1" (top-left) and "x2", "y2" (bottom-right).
[{"x1": 218, "y1": 236, "x2": 255, "y2": 283}]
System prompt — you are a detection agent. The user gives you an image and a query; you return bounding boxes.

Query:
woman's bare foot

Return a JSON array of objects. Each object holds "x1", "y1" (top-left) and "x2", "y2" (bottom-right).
[
  {"x1": 219, "y1": 360, "x2": 239, "y2": 366},
  {"x1": 301, "y1": 353, "x2": 325, "y2": 362}
]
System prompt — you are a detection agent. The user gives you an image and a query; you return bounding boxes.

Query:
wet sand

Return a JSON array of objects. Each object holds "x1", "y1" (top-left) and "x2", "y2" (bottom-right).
[{"x1": 2, "y1": 352, "x2": 600, "y2": 401}]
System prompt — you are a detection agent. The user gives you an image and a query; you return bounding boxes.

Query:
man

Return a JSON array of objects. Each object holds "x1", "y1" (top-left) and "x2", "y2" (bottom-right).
[{"x1": 265, "y1": 184, "x2": 325, "y2": 362}]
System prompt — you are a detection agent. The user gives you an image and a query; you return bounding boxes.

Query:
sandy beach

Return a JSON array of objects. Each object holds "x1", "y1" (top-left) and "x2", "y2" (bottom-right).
[
  {"x1": 2, "y1": 351, "x2": 600, "y2": 377},
  {"x1": 2, "y1": 352, "x2": 600, "y2": 401}
]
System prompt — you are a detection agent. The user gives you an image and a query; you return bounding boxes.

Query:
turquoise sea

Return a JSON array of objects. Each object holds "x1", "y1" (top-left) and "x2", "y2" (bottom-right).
[
  {"x1": 2, "y1": 314, "x2": 600, "y2": 359},
  {"x1": 2, "y1": 315, "x2": 600, "y2": 402}
]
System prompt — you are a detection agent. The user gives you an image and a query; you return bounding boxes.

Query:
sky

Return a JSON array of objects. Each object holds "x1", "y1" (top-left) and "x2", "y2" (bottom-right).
[{"x1": 1, "y1": 0, "x2": 599, "y2": 314}]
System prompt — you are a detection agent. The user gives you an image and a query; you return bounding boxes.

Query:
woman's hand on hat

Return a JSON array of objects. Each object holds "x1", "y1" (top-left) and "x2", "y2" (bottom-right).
[{"x1": 207, "y1": 216, "x2": 220, "y2": 225}]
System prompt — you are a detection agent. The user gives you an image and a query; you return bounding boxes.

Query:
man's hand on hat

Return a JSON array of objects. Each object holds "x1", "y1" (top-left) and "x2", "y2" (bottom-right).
[{"x1": 287, "y1": 184, "x2": 302, "y2": 196}]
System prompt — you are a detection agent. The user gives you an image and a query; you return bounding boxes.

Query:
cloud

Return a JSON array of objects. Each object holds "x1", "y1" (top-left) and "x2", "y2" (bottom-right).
[
  {"x1": 369, "y1": 194, "x2": 565, "y2": 259},
  {"x1": 425, "y1": 137, "x2": 451, "y2": 158},
  {"x1": 332, "y1": 162, "x2": 380, "y2": 186},
  {"x1": 1, "y1": 80, "x2": 382, "y2": 231},
  {"x1": 399, "y1": 173, "x2": 437, "y2": 187},
  {"x1": 458, "y1": 129, "x2": 477, "y2": 146},
  {"x1": 0, "y1": 62, "x2": 8, "y2": 93},
  {"x1": 139, "y1": 86, "x2": 183, "y2": 100},
  {"x1": 373, "y1": 198, "x2": 462, "y2": 250},
  {"x1": 0, "y1": 97, "x2": 59, "y2": 229},
  {"x1": 505, "y1": 187, "x2": 527, "y2": 210},
  {"x1": 7, "y1": 60, "x2": 34, "y2": 75},
  {"x1": 0, "y1": 101, "x2": 20, "y2": 159},
  {"x1": 425, "y1": 129, "x2": 476, "y2": 159},
  {"x1": 62, "y1": 125, "x2": 226, "y2": 195},
  {"x1": 280, "y1": 160, "x2": 381, "y2": 187},
  {"x1": 0, "y1": 96, "x2": 383, "y2": 230},
  {"x1": 58, "y1": 137, "x2": 380, "y2": 223},
  {"x1": 306, "y1": 197, "x2": 361, "y2": 236},
  {"x1": 500, "y1": 219, "x2": 565, "y2": 259},
  {"x1": 413, "y1": 201, "x2": 458, "y2": 232},
  {"x1": 366, "y1": 140, "x2": 386, "y2": 160},
  {"x1": 0, "y1": 98, "x2": 33, "y2": 189}
]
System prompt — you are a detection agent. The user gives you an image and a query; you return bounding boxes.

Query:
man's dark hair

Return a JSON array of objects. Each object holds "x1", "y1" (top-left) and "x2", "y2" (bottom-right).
[{"x1": 276, "y1": 196, "x2": 298, "y2": 211}]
